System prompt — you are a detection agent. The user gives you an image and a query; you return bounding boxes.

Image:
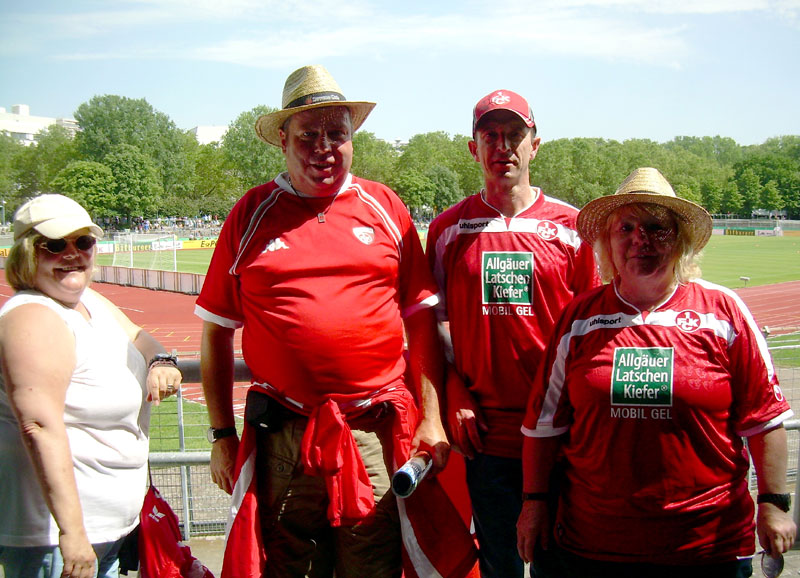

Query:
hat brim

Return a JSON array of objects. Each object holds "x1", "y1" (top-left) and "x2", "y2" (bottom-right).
[
  {"x1": 255, "y1": 101, "x2": 376, "y2": 147},
  {"x1": 34, "y1": 220, "x2": 104, "y2": 241},
  {"x1": 577, "y1": 192, "x2": 712, "y2": 253}
]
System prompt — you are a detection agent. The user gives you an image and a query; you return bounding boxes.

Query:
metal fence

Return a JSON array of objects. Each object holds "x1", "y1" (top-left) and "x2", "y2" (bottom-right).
[{"x1": 160, "y1": 338, "x2": 800, "y2": 539}]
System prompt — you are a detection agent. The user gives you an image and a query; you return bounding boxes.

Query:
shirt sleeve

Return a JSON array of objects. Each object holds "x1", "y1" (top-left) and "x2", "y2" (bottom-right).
[
  {"x1": 726, "y1": 293, "x2": 793, "y2": 436},
  {"x1": 391, "y1": 193, "x2": 439, "y2": 318},
  {"x1": 194, "y1": 197, "x2": 246, "y2": 328}
]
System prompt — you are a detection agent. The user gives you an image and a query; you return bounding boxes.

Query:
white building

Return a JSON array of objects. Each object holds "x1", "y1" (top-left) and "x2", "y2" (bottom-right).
[{"x1": 0, "y1": 104, "x2": 79, "y2": 146}]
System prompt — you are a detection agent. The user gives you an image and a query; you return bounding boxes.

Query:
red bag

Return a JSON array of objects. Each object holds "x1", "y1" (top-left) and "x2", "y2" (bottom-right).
[{"x1": 138, "y1": 484, "x2": 215, "y2": 578}]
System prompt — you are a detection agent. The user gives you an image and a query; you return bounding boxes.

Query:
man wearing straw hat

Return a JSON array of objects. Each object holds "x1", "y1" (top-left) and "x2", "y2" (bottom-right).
[
  {"x1": 426, "y1": 89, "x2": 599, "y2": 578},
  {"x1": 195, "y1": 65, "x2": 474, "y2": 577}
]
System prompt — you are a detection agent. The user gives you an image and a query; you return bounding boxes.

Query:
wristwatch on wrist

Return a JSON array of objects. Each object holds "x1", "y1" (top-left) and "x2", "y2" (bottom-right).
[
  {"x1": 148, "y1": 352, "x2": 178, "y2": 368},
  {"x1": 757, "y1": 493, "x2": 792, "y2": 512},
  {"x1": 207, "y1": 426, "x2": 237, "y2": 443}
]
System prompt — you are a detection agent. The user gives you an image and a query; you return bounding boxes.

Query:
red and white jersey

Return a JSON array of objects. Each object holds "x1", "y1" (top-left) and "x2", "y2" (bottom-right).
[
  {"x1": 522, "y1": 279, "x2": 793, "y2": 563},
  {"x1": 427, "y1": 190, "x2": 598, "y2": 457},
  {"x1": 196, "y1": 173, "x2": 438, "y2": 407}
]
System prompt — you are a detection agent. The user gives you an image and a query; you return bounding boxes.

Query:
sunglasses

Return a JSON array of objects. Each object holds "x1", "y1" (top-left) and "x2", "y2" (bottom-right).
[{"x1": 38, "y1": 235, "x2": 97, "y2": 255}]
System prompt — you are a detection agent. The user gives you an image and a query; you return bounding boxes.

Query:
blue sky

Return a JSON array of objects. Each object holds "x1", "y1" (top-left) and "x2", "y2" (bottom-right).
[{"x1": 1, "y1": 0, "x2": 799, "y2": 146}]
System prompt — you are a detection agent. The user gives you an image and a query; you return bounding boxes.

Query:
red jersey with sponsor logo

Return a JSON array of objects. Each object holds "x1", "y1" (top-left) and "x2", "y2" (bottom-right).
[
  {"x1": 426, "y1": 190, "x2": 598, "y2": 457},
  {"x1": 522, "y1": 279, "x2": 792, "y2": 563},
  {"x1": 195, "y1": 173, "x2": 438, "y2": 407}
]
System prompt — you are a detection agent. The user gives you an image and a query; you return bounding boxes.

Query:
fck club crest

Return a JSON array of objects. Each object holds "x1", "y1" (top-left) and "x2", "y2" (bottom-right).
[
  {"x1": 536, "y1": 220, "x2": 558, "y2": 241},
  {"x1": 491, "y1": 91, "x2": 511, "y2": 106},
  {"x1": 675, "y1": 310, "x2": 702, "y2": 332}
]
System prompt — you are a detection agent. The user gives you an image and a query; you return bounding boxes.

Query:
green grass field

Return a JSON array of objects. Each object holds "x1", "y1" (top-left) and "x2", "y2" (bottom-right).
[
  {"x1": 698, "y1": 235, "x2": 800, "y2": 288},
  {"x1": 98, "y1": 234, "x2": 800, "y2": 288}
]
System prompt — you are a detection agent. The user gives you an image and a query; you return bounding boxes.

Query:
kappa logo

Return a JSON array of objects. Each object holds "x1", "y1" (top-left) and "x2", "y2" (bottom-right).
[
  {"x1": 491, "y1": 91, "x2": 511, "y2": 106},
  {"x1": 148, "y1": 505, "x2": 166, "y2": 523},
  {"x1": 263, "y1": 238, "x2": 289, "y2": 253},
  {"x1": 353, "y1": 227, "x2": 375, "y2": 245},
  {"x1": 536, "y1": 220, "x2": 558, "y2": 241},
  {"x1": 675, "y1": 310, "x2": 702, "y2": 332}
]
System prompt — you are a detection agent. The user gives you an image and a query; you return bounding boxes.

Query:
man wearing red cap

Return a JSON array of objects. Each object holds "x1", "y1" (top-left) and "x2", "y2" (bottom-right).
[{"x1": 426, "y1": 90, "x2": 599, "y2": 577}]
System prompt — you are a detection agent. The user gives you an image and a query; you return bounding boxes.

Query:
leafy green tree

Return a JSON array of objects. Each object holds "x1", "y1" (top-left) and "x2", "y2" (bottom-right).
[
  {"x1": 13, "y1": 125, "x2": 78, "y2": 198},
  {"x1": 0, "y1": 133, "x2": 23, "y2": 209},
  {"x1": 735, "y1": 168, "x2": 762, "y2": 216},
  {"x1": 185, "y1": 142, "x2": 242, "y2": 217},
  {"x1": 391, "y1": 169, "x2": 435, "y2": 214},
  {"x1": 104, "y1": 144, "x2": 162, "y2": 219},
  {"x1": 398, "y1": 132, "x2": 477, "y2": 202},
  {"x1": 51, "y1": 161, "x2": 116, "y2": 218},
  {"x1": 351, "y1": 131, "x2": 398, "y2": 184},
  {"x1": 450, "y1": 134, "x2": 483, "y2": 196},
  {"x1": 222, "y1": 105, "x2": 286, "y2": 189},
  {"x1": 425, "y1": 165, "x2": 463, "y2": 213},
  {"x1": 74, "y1": 95, "x2": 192, "y2": 197},
  {"x1": 719, "y1": 181, "x2": 744, "y2": 216},
  {"x1": 761, "y1": 180, "x2": 784, "y2": 213}
]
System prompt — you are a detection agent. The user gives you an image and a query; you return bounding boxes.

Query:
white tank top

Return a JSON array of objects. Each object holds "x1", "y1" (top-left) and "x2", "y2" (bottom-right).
[{"x1": 0, "y1": 289, "x2": 150, "y2": 547}]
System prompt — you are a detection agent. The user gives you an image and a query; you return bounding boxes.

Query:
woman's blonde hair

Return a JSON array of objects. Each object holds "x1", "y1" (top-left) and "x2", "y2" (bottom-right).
[
  {"x1": 5, "y1": 231, "x2": 40, "y2": 291},
  {"x1": 593, "y1": 203, "x2": 702, "y2": 284}
]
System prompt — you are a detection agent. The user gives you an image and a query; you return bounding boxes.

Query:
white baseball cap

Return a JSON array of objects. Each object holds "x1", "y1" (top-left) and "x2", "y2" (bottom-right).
[{"x1": 13, "y1": 194, "x2": 104, "y2": 241}]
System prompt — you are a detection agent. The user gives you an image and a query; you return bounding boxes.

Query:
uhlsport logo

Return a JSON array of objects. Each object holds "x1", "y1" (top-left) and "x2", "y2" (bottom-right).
[
  {"x1": 491, "y1": 91, "x2": 511, "y2": 106},
  {"x1": 611, "y1": 347, "x2": 674, "y2": 407},
  {"x1": 353, "y1": 226, "x2": 375, "y2": 245},
  {"x1": 482, "y1": 251, "x2": 533, "y2": 305},
  {"x1": 536, "y1": 220, "x2": 559, "y2": 241},
  {"x1": 675, "y1": 310, "x2": 702, "y2": 332}
]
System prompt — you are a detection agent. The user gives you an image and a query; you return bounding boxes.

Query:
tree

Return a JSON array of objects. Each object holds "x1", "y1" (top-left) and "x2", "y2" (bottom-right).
[
  {"x1": 719, "y1": 181, "x2": 744, "y2": 216},
  {"x1": 13, "y1": 125, "x2": 79, "y2": 199},
  {"x1": 185, "y1": 142, "x2": 242, "y2": 217},
  {"x1": 761, "y1": 180, "x2": 784, "y2": 213},
  {"x1": 104, "y1": 144, "x2": 162, "y2": 219},
  {"x1": 351, "y1": 131, "x2": 398, "y2": 184},
  {"x1": 735, "y1": 168, "x2": 763, "y2": 216},
  {"x1": 0, "y1": 133, "x2": 23, "y2": 210},
  {"x1": 51, "y1": 161, "x2": 116, "y2": 218},
  {"x1": 390, "y1": 169, "x2": 435, "y2": 215},
  {"x1": 425, "y1": 165, "x2": 463, "y2": 214},
  {"x1": 74, "y1": 95, "x2": 192, "y2": 197},
  {"x1": 222, "y1": 105, "x2": 286, "y2": 189}
]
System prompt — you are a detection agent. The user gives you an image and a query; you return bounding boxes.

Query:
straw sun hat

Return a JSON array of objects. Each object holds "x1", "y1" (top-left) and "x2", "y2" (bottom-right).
[
  {"x1": 577, "y1": 167, "x2": 712, "y2": 252},
  {"x1": 255, "y1": 65, "x2": 376, "y2": 147}
]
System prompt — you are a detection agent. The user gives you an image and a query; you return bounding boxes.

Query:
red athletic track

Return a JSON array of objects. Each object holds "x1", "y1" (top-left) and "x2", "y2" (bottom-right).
[{"x1": 1, "y1": 273, "x2": 798, "y2": 412}]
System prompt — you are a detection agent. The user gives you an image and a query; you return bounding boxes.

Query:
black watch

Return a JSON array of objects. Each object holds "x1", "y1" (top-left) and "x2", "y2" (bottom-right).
[
  {"x1": 757, "y1": 493, "x2": 792, "y2": 512},
  {"x1": 149, "y1": 353, "x2": 178, "y2": 367},
  {"x1": 207, "y1": 426, "x2": 237, "y2": 443}
]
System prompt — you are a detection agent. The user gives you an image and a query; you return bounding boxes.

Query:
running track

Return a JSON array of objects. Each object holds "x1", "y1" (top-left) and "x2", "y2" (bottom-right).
[
  {"x1": 0, "y1": 275, "x2": 796, "y2": 356},
  {"x1": 0, "y1": 274, "x2": 797, "y2": 410}
]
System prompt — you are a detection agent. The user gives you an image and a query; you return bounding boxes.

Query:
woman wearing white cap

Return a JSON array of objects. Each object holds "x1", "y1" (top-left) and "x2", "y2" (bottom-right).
[
  {"x1": 516, "y1": 168, "x2": 796, "y2": 577},
  {"x1": 0, "y1": 194, "x2": 182, "y2": 578}
]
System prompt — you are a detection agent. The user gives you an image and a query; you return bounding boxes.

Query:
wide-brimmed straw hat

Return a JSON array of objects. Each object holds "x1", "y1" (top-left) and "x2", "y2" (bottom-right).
[
  {"x1": 577, "y1": 167, "x2": 712, "y2": 252},
  {"x1": 14, "y1": 194, "x2": 104, "y2": 241},
  {"x1": 255, "y1": 65, "x2": 376, "y2": 147}
]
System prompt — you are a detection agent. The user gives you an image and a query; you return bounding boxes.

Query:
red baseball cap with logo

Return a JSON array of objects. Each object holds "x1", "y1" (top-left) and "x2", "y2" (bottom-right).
[{"x1": 472, "y1": 89, "x2": 535, "y2": 136}]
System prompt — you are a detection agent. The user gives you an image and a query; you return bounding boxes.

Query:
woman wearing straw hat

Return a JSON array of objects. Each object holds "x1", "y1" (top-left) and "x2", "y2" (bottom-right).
[
  {"x1": 516, "y1": 168, "x2": 796, "y2": 577},
  {"x1": 0, "y1": 194, "x2": 181, "y2": 578}
]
